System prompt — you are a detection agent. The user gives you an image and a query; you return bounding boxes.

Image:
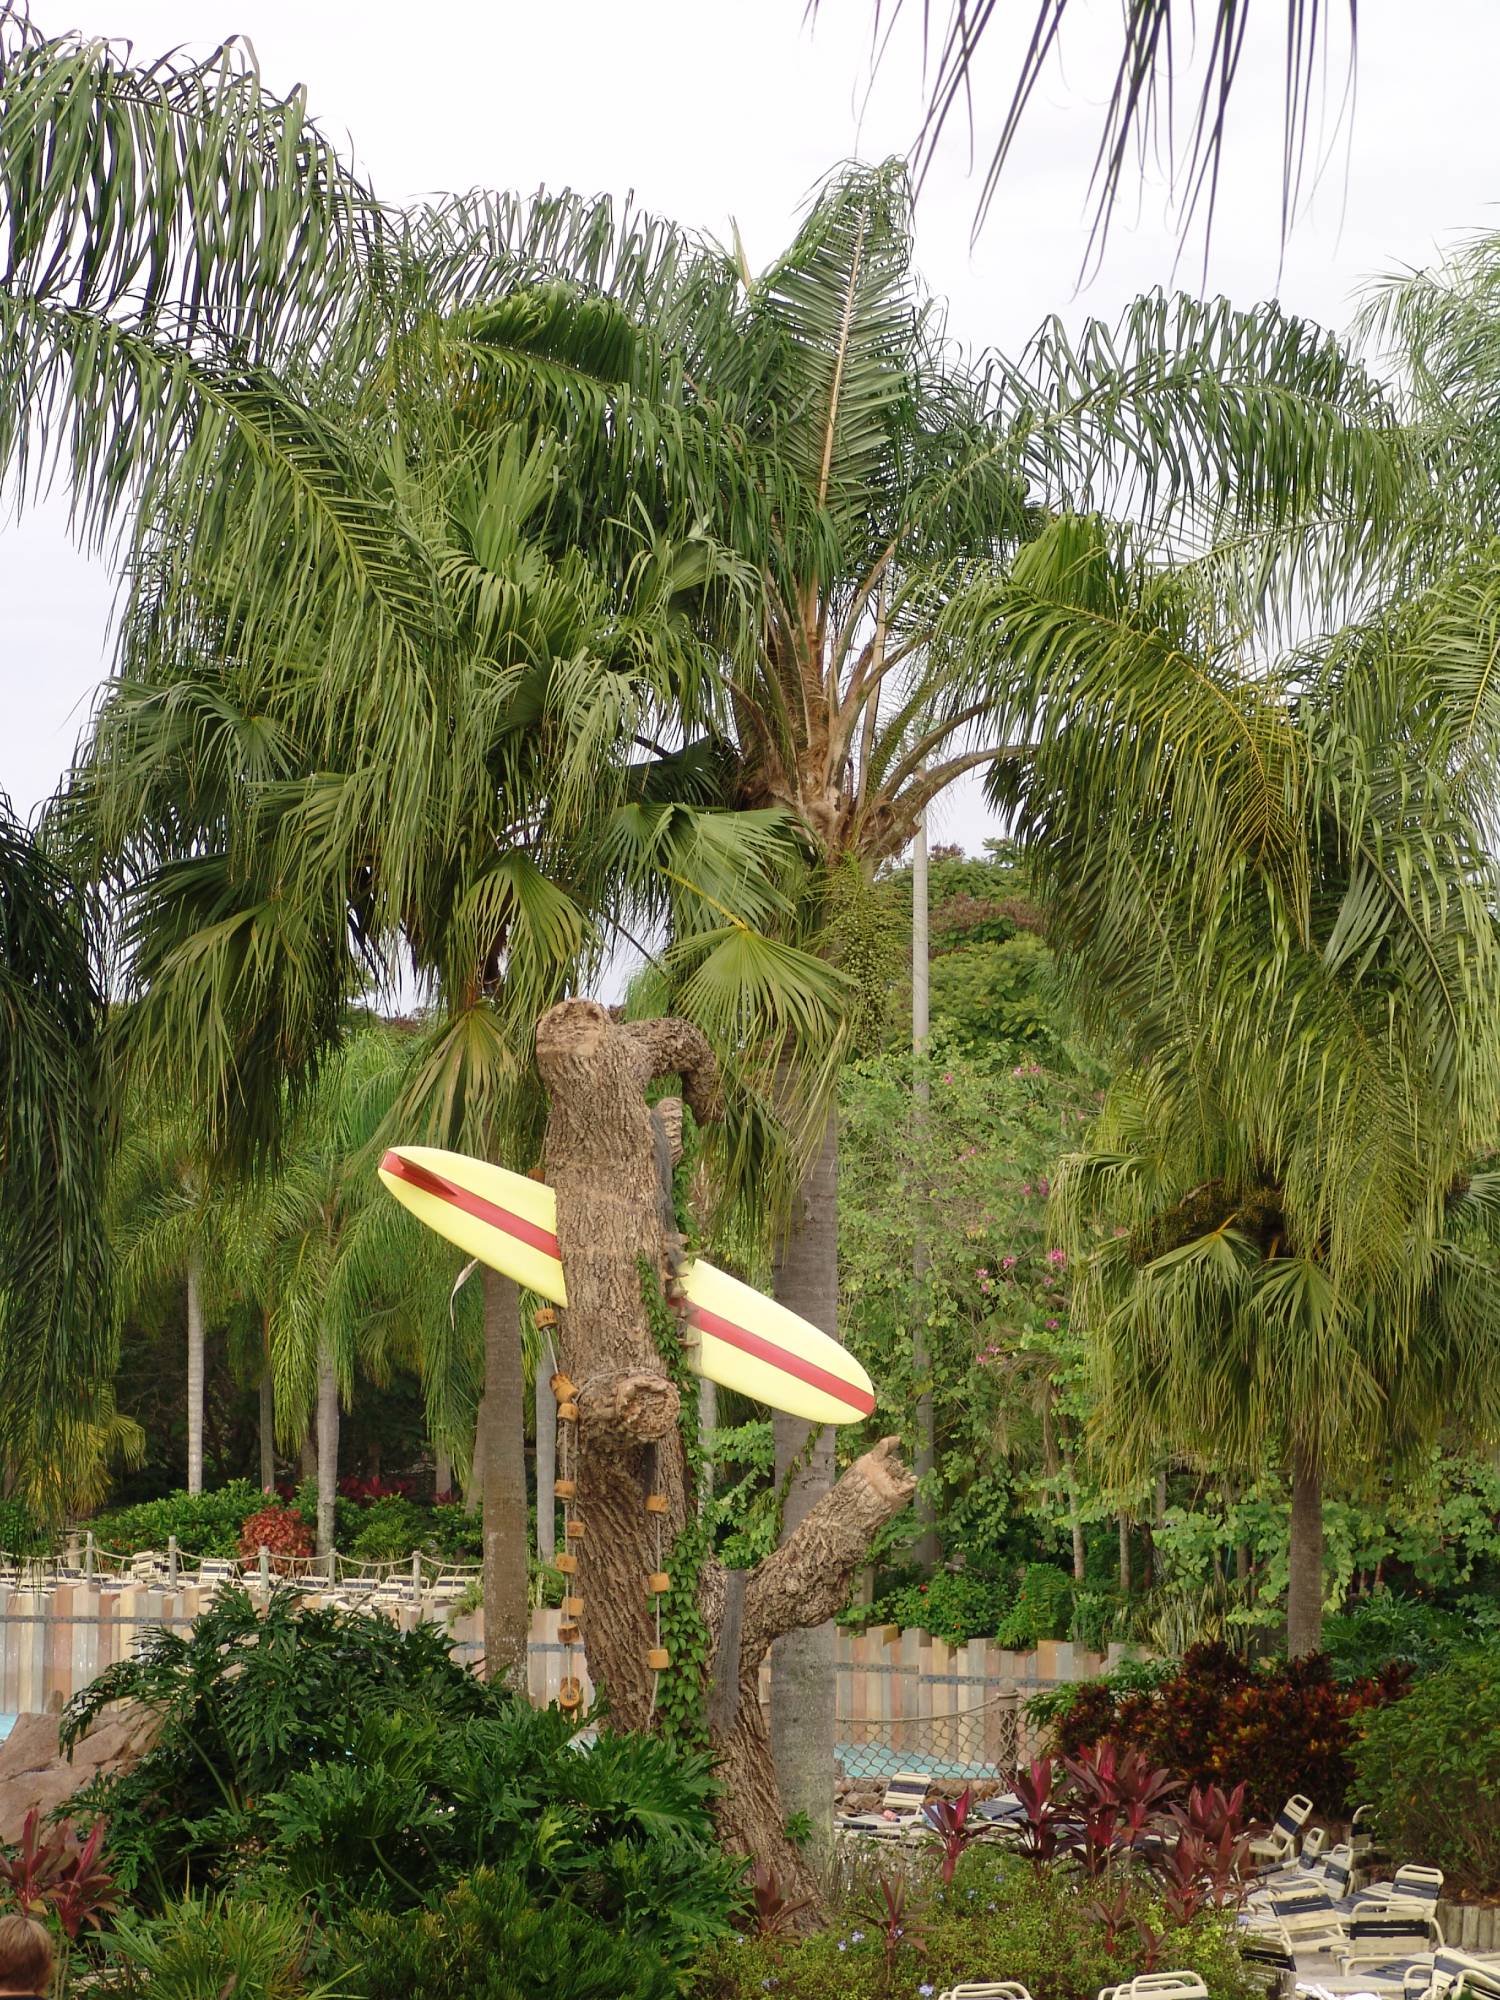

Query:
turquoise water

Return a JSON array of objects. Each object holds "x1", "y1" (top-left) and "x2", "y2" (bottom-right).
[{"x1": 0, "y1": 1714, "x2": 14, "y2": 1740}]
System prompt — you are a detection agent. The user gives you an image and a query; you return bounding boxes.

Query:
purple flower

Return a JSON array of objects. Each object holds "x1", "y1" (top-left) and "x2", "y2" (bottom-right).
[
  {"x1": 1045, "y1": 1317, "x2": 1060, "y2": 1329},
  {"x1": 850, "y1": 1931, "x2": 864, "y2": 1943},
  {"x1": 920, "y1": 1987, "x2": 936, "y2": 1996},
  {"x1": 838, "y1": 1941, "x2": 848, "y2": 1952},
  {"x1": 1046, "y1": 1247, "x2": 1066, "y2": 1267}
]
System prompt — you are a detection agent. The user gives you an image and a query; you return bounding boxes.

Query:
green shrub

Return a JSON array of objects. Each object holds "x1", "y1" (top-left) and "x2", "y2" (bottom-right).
[
  {"x1": 0, "y1": 1497, "x2": 43, "y2": 1557},
  {"x1": 703, "y1": 1848, "x2": 1260, "y2": 2000},
  {"x1": 335, "y1": 1863, "x2": 676, "y2": 2000},
  {"x1": 997, "y1": 1563, "x2": 1075, "y2": 1649},
  {"x1": 1323, "y1": 1592, "x2": 1471, "y2": 1681},
  {"x1": 1350, "y1": 1649, "x2": 1500, "y2": 1894},
  {"x1": 103, "y1": 1895, "x2": 326, "y2": 2000},
  {"x1": 65, "y1": 1586, "x2": 741, "y2": 1954},
  {"x1": 847, "y1": 1569, "x2": 1014, "y2": 1644},
  {"x1": 85, "y1": 1482, "x2": 266, "y2": 1559}
]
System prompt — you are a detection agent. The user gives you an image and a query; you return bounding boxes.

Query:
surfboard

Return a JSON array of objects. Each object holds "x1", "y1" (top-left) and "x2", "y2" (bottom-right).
[{"x1": 379, "y1": 1146, "x2": 875, "y2": 1427}]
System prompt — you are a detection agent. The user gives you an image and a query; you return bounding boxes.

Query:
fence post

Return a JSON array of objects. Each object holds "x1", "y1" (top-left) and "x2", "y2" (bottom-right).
[
  {"x1": 411, "y1": 1549, "x2": 422, "y2": 1598},
  {"x1": 996, "y1": 1675, "x2": 1020, "y2": 1775},
  {"x1": 84, "y1": 1531, "x2": 95, "y2": 1582},
  {"x1": 327, "y1": 1547, "x2": 336, "y2": 1586},
  {"x1": 259, "y1": 1544, "x2": 271, "y2": 1592},
  {"x1": 167, "y1": 1535, "x2": 179, "y2": 1588}
]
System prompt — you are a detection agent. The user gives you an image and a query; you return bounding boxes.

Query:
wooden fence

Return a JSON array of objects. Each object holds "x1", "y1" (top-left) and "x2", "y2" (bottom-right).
[{"x1": 0, "y1": 1580, "x2": 1125, "y2": 1774}]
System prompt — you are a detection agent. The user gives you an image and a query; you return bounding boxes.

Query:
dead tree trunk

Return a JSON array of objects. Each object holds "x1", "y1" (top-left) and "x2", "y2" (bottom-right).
[{"x1": 535, "y1": 1000, "x2": 915, "y2": 1914}]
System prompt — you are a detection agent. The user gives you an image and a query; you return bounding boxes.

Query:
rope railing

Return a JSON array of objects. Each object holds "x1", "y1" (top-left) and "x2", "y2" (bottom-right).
[{"x1": 0, "y1": 1534, "x2": 484, "y2": 1597}]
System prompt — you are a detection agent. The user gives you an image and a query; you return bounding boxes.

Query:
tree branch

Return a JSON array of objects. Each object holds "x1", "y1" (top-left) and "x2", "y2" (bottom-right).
[{"x1": 740, "y1": 1437, "x2": 915, "y2": 1660}]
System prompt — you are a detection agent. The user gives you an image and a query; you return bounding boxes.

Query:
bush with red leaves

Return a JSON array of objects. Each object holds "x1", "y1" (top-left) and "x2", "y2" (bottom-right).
[
  {"x1": 237, "y1": 1505, "x2": 314, "y2": 1572},
  {"x1": 1047, "y1": 1642, "x2": 1409, "y2": 1817}
]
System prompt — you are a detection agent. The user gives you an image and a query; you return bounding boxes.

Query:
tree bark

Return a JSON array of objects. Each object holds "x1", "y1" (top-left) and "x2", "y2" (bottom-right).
[
  {"x1": 771, "y1": 1101, "x2": 839, "y2": 1849},
  {"x1": 911, "y1": 802, "x2": 939, "y2": 1570},
  {"x1": 534, "y1": 1000, "x2": 914, "y2": 1915},
  {"x1": 1062, "y1": 1438, "x2": 1086, "y2": 1583},
  {"x1": 535, "y1": 1342, "x2": 557, "y2": 1565},
  {"x1": 435, "y1": 1446, "x2": 452, "y2": 1501},
  {"x1": 185, "y1": 1251, "x2": 205, "y2": 1496},
  {"x1": 481, "y1": 1267, "x2": 530, "y2": 1686},
  {"x1": 258, "y1": 1352, "x2": 275, "y2": 1495},
  {"x1": 1287, "y1": 1442, "x2": 1325, "y2": 1656},
  {"x1": 315, "y1": 1340, "x2": 339, "y2": 1559},
  {"x1": 1117, "y1": 1513, "x2": 1131, "y2": 1595}
]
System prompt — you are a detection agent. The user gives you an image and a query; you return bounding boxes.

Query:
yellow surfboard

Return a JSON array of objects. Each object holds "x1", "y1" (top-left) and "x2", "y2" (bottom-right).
[{"x1": 379, "y1": 1146, "x2": 875, "y2": 1427}]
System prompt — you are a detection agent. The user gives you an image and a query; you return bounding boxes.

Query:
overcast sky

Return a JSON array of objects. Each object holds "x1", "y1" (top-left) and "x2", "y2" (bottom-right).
[{"x1": 3, "y1": 0, "x2": 1496, "y2": 854}]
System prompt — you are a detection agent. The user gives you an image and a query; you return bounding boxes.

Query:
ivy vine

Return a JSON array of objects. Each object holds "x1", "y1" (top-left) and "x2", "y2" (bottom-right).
[{"x1": 639, "y1": 1254, "x2": 712, "y2": 1753}]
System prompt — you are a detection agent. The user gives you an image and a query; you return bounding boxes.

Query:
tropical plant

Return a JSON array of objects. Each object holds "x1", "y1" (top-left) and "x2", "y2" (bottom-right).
[
  {"x1": 103, "y1": 1896, "x2": 331, "y2": 2000},
  {"x1": 0, "y1": 795, "x2": 109, "y2": 1516},
  {"x1": 334, "y1": 1863, "x2": 680, "y2": 2000},
  {"x1": 1350, "y1": 1649, "x2": 1500, "y2": 1895}
]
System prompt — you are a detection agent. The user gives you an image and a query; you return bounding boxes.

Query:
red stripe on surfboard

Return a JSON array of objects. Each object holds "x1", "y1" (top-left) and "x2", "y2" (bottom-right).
[
  {"x1": 686, "y1": 1304, "x2": 875, "y2": 1418},
  {"x1": 381, "y1": 1152, "x2": 561, "y2": 1262}
]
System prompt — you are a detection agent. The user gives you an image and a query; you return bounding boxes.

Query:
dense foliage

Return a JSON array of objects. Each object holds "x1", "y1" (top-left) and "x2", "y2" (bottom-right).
[
  {"x1": 1350, "y1": 1650, "x2": 1500, "y2": 1895},
  {"x1": 1033, "y1": 1642, "x2": 1403, "y2": 1816},
  {"x1": 61, "y1": 1587, "x2": 740, "y2": 1964},
  {"x1": 705, "y1": 1847, "x2": 1260, "y2": 2000}
]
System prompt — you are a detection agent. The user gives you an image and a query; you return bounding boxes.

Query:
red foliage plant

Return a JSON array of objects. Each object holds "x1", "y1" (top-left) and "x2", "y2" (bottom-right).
[
  {"x1": 1047, "y1": 1642, "x2": 1407, "y2": 1816},
  {"x1": 0, "y1": 1809, "x2": 118, "y2": 1937},
  {"x1": 237, "y1": 1505, "x2": 314, "y2": 1572}
]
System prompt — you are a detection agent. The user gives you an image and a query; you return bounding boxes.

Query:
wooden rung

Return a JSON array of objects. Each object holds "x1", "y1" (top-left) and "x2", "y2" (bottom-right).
[
  {"x1": 646, "y1": 1646, "x2": 671, "y2": 1671},
  {"x1": 549, "y1": 1372, "x2": 576, "y2": 1400},
  {"x1": 644, "y1": 1493, "x2": 669, "y2": 1515},
  {"x1": 527, "y1": 1165, "x2": 547, "y2": 1182},
  {"x1": 555, "y1": 1553, "x2": 578, "y2": 1574},
  {"x1": 553, "y1": 1478, "x2": 577, "y2": 1499},
  {"x1": 533, "y1": 1307, "x2": 557, "y2": 1328},
  {"x1": 562, "y1": 1595, "x2": 584, "y2": 1616},
  {"x1": 558, "y1": 1622, "x2": 580, "y2": 1644},
  {"x1": 557, "y1": 1401, "x2": 579, "y2": 1422},
  {"x1": 558, "y1": 1676, "x2": 583, "y2": 1709},
  {"x1": 564, "y1": 1520, "x2": 586, "y2": 1539},
  {"x1": 646, "y1": 1572, "x2": 671, "y2": 1595}
]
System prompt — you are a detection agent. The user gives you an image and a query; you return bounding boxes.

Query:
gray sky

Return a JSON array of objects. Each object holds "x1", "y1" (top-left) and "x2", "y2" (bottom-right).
[{"x1": 3, "y1": 0, "x2": 1496, "y2": 853}]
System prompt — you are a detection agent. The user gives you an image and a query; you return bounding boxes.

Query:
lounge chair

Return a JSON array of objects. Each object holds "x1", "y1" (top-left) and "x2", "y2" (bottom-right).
[
  {"x1": 1249, "y1": 1794, "x2": 1316, "y2": 1871},
  {"x1": 838, "y1": 1771, "x2": 933, "y2": 1836},
  {"x1": 1248, "y1": 1845, "x2": 1353, "y2": 1912},
  {"x1": 1360, "y1": 1867, "x2": 1445, "y2": 1922},
  {"x1": 1337, "y1": 1903, "x2": 1443, "y2": 1971},
  {"x1": 1403, "y1": 1948, "x2": 1500, "y2": 2000},
  {"x1": 938, "y1": 1985, "x2": 1034, "y2": 2000},
  {"x1": 1098, "y1": 1976, "x2": 1208, "y2": 2000}
]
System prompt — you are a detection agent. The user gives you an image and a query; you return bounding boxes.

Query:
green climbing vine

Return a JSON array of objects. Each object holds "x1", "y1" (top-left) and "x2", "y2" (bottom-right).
[{"x1": 640, "y1": 1255, "x2": 712, "y2": 1753}]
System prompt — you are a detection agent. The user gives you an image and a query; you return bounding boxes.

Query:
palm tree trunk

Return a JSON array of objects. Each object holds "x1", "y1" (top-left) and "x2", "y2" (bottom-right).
[
  {"x1": 1117, "y1": 1513, "x2": 1131, "y2": 1594},
  {"x1": 185, "y1": 1250, "x2": 205, "y2": 1495},
  {"x1": 770, "y1": 1101, "x2": 839, "y2": 1848},
  {"x1": 315, "y1": 1340, "x2": 339, "y2": 1559},
  {"x1": 698, "y1": 1376, "x2": 716, "y2": 1512},
  {"x1": 1061, "y1": 1437, "x2": 1086, "y2": 1583},
  {"x1": 1287, "y1": 1442, "x2": 1325, "y2": 1656},
  {"x1": 911, "y1": 800, "x2": 938, "y2": 1569},
  {"x1": 258, "y1": 1367, "x2": 275, "y2": 1494},
  {"x1": 435, "y1": 1445, "x2": 452, "y2": 1501},
  {"x1": 481, "y1": 1266, "x2": 530, "y2": 1686},
  {"x1": 534, "y1": 1343, "x2": 556, "y2": 1565}
]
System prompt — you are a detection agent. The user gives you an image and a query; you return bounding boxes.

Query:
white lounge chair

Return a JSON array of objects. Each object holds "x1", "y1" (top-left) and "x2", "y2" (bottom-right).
[
  {"x1": 1337, "y1": 1902, "x2": 1444, "y2": 1971},
  {"x1": 1361, "y1": 1867, "x2": 1445, "y2": 1921},
  {"x1": 939, "y1": 1985, "x2": 1034, "y2": 2000},
  {"x1": 1403, "y1": 1948, "x2": 1500, "y2": 2000},
  {"x1": 1249, "y1": 1844, "x2": 1354, "y2": 1912},
  {"x1": 1098, "y1": 1976, "x2": 1208, "y2": 2000},
  {"x1": 838, "y1": 1771, "x2": 933, "y2": 1836},
  {"x1": 1249, "y1": 1794, "x2": 1316, "y2": 1870}
]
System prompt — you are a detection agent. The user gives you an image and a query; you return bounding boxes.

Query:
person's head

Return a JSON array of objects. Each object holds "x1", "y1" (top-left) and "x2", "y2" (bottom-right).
[{"x1": 0, "y1": 1914, "x2": 53, "y2": 1996}]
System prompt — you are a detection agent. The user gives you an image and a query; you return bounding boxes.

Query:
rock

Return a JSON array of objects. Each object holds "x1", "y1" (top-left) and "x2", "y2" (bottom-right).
[{"x1": 0, "y1": 1705, "x2": 159, "y2": 1842}]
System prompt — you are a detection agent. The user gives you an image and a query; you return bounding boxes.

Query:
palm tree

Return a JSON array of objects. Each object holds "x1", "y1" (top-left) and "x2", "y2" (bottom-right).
[
  {"x1": 0, "y1": 795, "x2": 109, "y2": 1512},
  {"x1": 262, "y1": 1023, "x2": 473, "y2": 1560},
  {"x1": 992, "y1": 514, "x2": 1500, "y2": 1652}
]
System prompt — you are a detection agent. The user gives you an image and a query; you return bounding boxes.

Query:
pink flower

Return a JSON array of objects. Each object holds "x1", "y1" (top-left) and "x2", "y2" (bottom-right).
[
  {"x1": 1036, "y1": 1176, "x2": 1050, "y2": 1197},
  {"x1": 1020, "y1": 1183, "x2": 1031, "y2": 1197},
  {"x1": 943, "y1": 1072, "x2": 953, "y2": 1084},
  {"x1": 980, "y1": 1279, "x2": 993, "y2": 1293},
  {"x1": 1046, "y1": 1248, "x2": 1066, "y2": 1267},
  {"x1": 975, "y1": 1267, "x2": 990, "y2": 1280},
  {"x1": 1045, "y1": 1317, "x2": 1060, "y2": 1330},
  {"x1": 1000, "y1": 1255, "x2": 1017, "y2": 1271}
]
